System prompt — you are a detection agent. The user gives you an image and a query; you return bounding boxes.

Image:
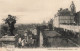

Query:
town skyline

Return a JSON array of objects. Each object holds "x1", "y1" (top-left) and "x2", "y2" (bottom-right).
[{"x1": 0, "y1": 0, "x2": 80, "y2": 24}]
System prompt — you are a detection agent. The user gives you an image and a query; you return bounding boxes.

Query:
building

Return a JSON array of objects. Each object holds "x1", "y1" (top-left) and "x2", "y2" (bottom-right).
[
  {"x1": 58, "y1": 8, "x2": 75, "y2": 24},
  {"x1": 53, "y1": 1, "x2": 80, "y2": 32},
  {"x1": 54, "y1": 1, "x2": 75, "y2": 27},
  {"x1": 54, "y1": 15, "x2": 60, "y2": 27}
]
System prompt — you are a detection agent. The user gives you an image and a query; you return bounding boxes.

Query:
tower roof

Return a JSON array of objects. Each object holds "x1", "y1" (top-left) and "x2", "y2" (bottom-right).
[
  {"x1": 72, "y1": 1, "x2": 74, "y2": 5},
  {"x1": 70, "y1": 1, "x2": 76, "y2": 13}
]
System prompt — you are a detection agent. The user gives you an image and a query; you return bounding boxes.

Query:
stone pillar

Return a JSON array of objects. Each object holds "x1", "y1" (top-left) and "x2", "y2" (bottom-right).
[
  {"x1": 36, "y1": 26, "x2": 40, "y2": 47},
  {"x1": 39, "y1": 31, "x2": 43, "y2": 47}
]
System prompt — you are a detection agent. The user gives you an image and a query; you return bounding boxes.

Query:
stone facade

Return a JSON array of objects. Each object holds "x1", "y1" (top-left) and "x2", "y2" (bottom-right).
[{"x1": 54, "y1": 1, "x2": 76, "y2": 27}]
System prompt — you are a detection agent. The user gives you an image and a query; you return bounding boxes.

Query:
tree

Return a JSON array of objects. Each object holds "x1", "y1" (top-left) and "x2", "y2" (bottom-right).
[
  {"x1": 74, "y1": 13, "x2": 79, "y2": 25},
  {"x1": 4, "y1": 14, "x2": 16, "y2": 36}
]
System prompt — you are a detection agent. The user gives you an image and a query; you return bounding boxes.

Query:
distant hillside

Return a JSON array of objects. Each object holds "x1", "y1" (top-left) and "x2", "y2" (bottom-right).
[{"x1": 0, "y1": 23, "x2": 38, "y2": 36}]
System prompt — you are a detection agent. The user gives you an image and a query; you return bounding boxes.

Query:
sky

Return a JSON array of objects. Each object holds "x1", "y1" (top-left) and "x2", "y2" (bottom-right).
[{"x1": 0, "y1": 0, "x2": 80, "y2": 24}]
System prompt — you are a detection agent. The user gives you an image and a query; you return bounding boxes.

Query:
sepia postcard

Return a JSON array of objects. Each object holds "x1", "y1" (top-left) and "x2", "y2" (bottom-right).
[{"x1": 0, "y1": 0, "x2": 80, "y2": 51}]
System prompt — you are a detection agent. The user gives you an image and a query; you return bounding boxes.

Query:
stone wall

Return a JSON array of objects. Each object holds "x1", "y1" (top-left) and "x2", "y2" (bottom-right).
[{"x1": 60, "y1": 25, "x2": 80, "y2": 32}]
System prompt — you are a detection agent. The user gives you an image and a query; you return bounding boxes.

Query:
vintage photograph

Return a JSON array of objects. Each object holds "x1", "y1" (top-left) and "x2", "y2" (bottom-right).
[{"x1": 0, "y1": 0, "x2": 80, "y2": 50}]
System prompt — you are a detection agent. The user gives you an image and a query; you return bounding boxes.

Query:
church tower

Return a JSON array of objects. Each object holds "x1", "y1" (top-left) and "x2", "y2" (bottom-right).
[{"x1": 70, "y1": 1, "x2": 76, "y2": 14}]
